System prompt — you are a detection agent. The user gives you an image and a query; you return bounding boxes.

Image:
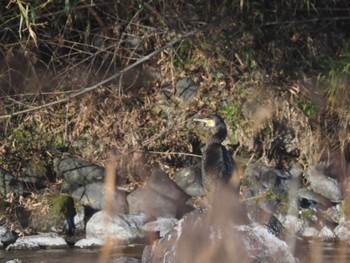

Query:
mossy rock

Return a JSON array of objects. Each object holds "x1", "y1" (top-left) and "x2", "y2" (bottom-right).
[
  {"x1": 29, "y1": 194, "x2": 76, "y2": 233},
  {"x1": 51, "y1": 194, "x2": 76, "y2": 218}
]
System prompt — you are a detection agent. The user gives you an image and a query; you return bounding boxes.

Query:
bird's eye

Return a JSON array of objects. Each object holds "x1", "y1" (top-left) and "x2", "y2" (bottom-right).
[{"x1": 206, "y1": 120, "x2": 215, "y2": 127}]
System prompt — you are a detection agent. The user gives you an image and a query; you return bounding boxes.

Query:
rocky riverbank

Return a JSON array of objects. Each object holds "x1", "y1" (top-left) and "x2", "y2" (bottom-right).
[
  {"x1": 1, "y1": 77, "x2": 349, "y2": 262},
  {"x1": 1, "y1": 149, "x2": 349, "y2": 263}
]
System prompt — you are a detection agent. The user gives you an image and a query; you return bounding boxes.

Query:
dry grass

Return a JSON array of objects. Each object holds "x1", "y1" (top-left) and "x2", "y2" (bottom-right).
[{"x1": 1, "y1": 1, "x2": 350, "y2": 262}]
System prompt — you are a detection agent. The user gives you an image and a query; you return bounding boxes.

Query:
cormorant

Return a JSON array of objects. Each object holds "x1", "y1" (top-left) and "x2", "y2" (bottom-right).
[{"x1": 194, "y1": 114, "x2": 237, "y2": 205}]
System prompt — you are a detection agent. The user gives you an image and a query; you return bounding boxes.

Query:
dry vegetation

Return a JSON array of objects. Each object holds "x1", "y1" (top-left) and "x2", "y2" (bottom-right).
[{"x1": 1, "y1": 0, "x2": 350, "y2": 261}]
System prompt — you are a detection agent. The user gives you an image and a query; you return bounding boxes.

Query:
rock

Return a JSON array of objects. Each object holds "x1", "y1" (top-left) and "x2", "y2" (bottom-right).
[
  {"x1": 175, "y1": 77, "x2": 198, "y2": 104},
  {"x1": 5, "y1": 260, "x2": 23, "y2": 263},
  {"x1": 85, "y1": 211, "x2": 149, "y2": 244},
  {"x1": 127, "y1": 168, "x2": 192, "y2": 218},
  {"x1": 6, "y1": 232, "x2": 68, "y2": 250},
  {"x1": 141, "y1": 217, "x2": 178, "y2": 237},
  {"x1": 111, "y1": 256, "x2": 141, "y2": 263},
  {"x1": 173, "y1": 167, "x2": 204, "y2": 197},
  {"x1": 21, "y1": 160, "x2": 50, "y2": 189},
  {"x1": 334, "y1": 221, "x2": 350, "y2": 241},
  {"x1": 73, "y1": 203, "x2": 86, "y2": 233},
  {"x1": 305, "y1": 165, "x2": 343, "y2": 202},
  {"x1": 55, "y1": 195, "x2": 77, "y2": 235},
  {"x1": 288, "y1": 162, "x2": 304, "y2": 178},
  {"x1": 1, "y1": 229, "x2": 18, "y2": 248},
  {"x1": 26, "y1": 194, "x2": 76, "y2": 234},
  {"x1": 54, "y1": 158, "x2": 105, "y2": 192},
  {"x1": 70, "y1": 134, "x2": 105, "y2": 159},
  {"x1": 318, "y1": 225, "x2": 335, "y2": 241},
  {"x1": 323, "y1": 204, "x2": 341, "y2": 223},
  {"x1": 298, "y1": 188, "x2": 332, "y2": 207},
  {"x1": 72, "y1": 182, "x2": 128, "y2": 213},
  {"x1": 0, "y1": 167, "x2": 24, "y2": 196},
  {"x1": 142, "y1": 209, "x2": 297, "y2": 263},
  {"x1": 281, "y1": 214, "x2": 306, "y2": 235},
  {"x1": 241, "y1": 164, "x2": 291, "y2": 227},
  {"x1": 74, "y1": 237, "x2": 104, "y2": 248},
  {"x1": 301, "y1": 226, "x2": 318, "y2": 238}
]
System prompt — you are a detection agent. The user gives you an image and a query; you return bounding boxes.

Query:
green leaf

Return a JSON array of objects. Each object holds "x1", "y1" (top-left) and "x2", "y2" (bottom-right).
[
  {"x1": 64, "y1": 0, "x2": 72, "y2": 15},
  {"x1": 29, "y1": 4, "x2": 36, "y2": 24}
]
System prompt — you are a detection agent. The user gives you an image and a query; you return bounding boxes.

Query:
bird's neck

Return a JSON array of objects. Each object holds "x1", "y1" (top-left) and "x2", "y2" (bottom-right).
[{"x1": 207, "y1": 129, "x2": 227, "y2": 145}]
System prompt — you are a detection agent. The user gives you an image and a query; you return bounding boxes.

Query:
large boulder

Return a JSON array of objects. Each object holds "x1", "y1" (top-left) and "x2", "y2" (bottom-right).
[
  {"x1": 173, "y1": 167, "x2": 203, "y2": 197},
  {"x1": 0, "y1": 168, "x2": 24, "y2": 196},
  {"x1": 6, "y1": 233, "x2": 68, "y2": 250},
  {"x1": 1, "y1": 227, "x2": 18, "y2": 248},
  {"x1": 72, "y1": 182, "x2": 128, "y2": 213},
  {"x1": 142, "y1": 209, "x2": 297, "y2": 263},
  {"x1": 305, "y1": 164, "x2": 343, "y2": 202},
  {"x1": 21, "y1": 160, "x2": 51, "y2": 189},
  {"x1": 127, "y1": 169, "x2": 192, "y2": 218},
  {"x1": 240, "y1": 163, "x2": 294, "y2": 234},
  {"x1": 54, "y1": 158, "x2": 105, "y2": 192},
  {"x1": 141, "y1": 217, "x2": 178, "y2": 238},
  {"x1": 175, "y1": 77, "x2": 198, "y2": 104},
  {"x1": 85, "y1": 211, "x2": 150, "y2": 244}
]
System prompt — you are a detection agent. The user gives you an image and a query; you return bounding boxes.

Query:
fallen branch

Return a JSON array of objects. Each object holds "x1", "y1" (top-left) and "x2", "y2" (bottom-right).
[{"x1": 0, "y1": 14, "x2": 232, "y2": 120}]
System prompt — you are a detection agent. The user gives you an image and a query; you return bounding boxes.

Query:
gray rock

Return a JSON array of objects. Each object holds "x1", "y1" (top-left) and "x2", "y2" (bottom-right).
[
  {"x1": 71, "y1": 134, "x2": 105, "y2": 159},
  {"x1": 21, "y1": 161, "x2": 50, "y2": 189},
  {"x1": 111, "y1": 256, "x2": 141, "y2": 263},
  {"x1": 73, "y1": 203, "x2": 85, "y2": 233},
  {"x1": 318, "y1": 225, "x2": 335, "y2": 241},
  {"x1": 141, "y1": 217, "x2": 178, "y2": 237},
  {"x1": 85, "y1": 211, "x2": 149, "y2": 244},
  {"x1": 334, "y1": 221, "x2": 350, "y2": 241},
  {"x1": 301, "y1": 227, "x2": 318, "y2": 238},
  {"x1": 74, "y1": 237, "x2": 104, "y2": 248},
  {"x1": 298, "y1": 188, "x2": 332, "y2": 207},
  {"x1": 288, "y1": 162, "x2": 304, "y2": 178},
  {"x1": 0, "y1": 167, "x2": 24, "y2": 196},
  {"x1": 127, "y1": 169, "x2": 192, "y2": 218},
  {"x1": 173, "y1": 167, "x2": 204, "y2": 197},
  {"x1": 6, "y1": 232, "x2": 68, "y2": 250},
  {"x1": 5, "y1": 260, "x2": 23, "y2": 263},
  {"x1": 1, "y1": 228, "x2": 18, "y2": 247},
  {"x1": 54, "y1": 158, "x2": 105, "y2": 192},
  {"x1": 72, "y1": 182, "x2": 128, "y2": 213},
  {"x1": 175, "y1": 77, "x2": 198, "y2": 104},
  {"x1": 0, "y1": 226, "x2": 8, "y2": 236},
  {"x1": 142, "y1": 209, "x2": 297, "y2": 263},
  {"x1": 241, "y1": 164, "x2": 290, "y2": 221},
  {"x1": 281, "y1": 214, "x2": 306, "y2": 235},
  {"x1": 306, "y1": 166, "x2": 343, "y2": 202},
  {"x1": 323, "y1": 204, "x2": 341, "y2": 223}
]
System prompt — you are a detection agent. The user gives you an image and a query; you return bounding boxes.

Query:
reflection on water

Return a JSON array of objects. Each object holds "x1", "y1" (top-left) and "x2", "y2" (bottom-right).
[
  {"x1": 0, "y1": 249, "x2": 100, "y2": 263},
  {"x1": 296, "y1": 240, "x2": 350, "y2": 263},
  {"x1": 1, "y1": 242, "x2": 350, "y2": 262},
  {"x1": 0, "y1": 245, "x2": 144, "y2": 263}
]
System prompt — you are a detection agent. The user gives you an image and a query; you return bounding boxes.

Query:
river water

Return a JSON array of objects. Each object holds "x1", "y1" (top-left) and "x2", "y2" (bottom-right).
[
  {"x1": 1, "y1": 242, "x2": 349, "y2": 262},
  {"x1": 0, "y1": 245, "x2": 144, "y2": 263}
]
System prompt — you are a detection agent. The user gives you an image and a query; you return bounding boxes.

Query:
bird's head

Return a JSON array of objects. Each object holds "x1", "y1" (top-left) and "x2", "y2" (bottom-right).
[{"x1": 194, "y1": 114, "x2": 227, "y2": 136}]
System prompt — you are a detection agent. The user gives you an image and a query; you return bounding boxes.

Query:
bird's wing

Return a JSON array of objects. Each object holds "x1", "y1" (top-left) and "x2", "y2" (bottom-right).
[{"x1": 221, "y1": 145, "x2": 236, "y2": 180}]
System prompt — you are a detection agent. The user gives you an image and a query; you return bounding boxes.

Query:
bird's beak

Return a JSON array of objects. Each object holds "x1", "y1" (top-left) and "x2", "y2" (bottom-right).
[{"x1": 193, "y1": 118, "x2": 215, "y2": 127}]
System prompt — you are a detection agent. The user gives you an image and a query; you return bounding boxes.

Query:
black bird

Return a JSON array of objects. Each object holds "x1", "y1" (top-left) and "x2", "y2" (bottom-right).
[{"x1": 194, "y1": 114, "x2": 237, "y2": 205}]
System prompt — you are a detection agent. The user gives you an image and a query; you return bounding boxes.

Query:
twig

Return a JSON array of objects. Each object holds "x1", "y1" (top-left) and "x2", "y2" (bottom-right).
[
  {"x1": 148, "y1": 150, "x2": 202, "y2": 158},
  {"x1": 0, "y1": 13, "x2": 233, "y2": 119},
  {"x1": 263, "y1": 16, "x2": 350, "y2": 26}
]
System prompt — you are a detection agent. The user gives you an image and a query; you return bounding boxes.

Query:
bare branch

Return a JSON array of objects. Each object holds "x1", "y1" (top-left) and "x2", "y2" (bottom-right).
[{"x1": 0, "y1": 13, "x2": 231, "y2": 120}]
